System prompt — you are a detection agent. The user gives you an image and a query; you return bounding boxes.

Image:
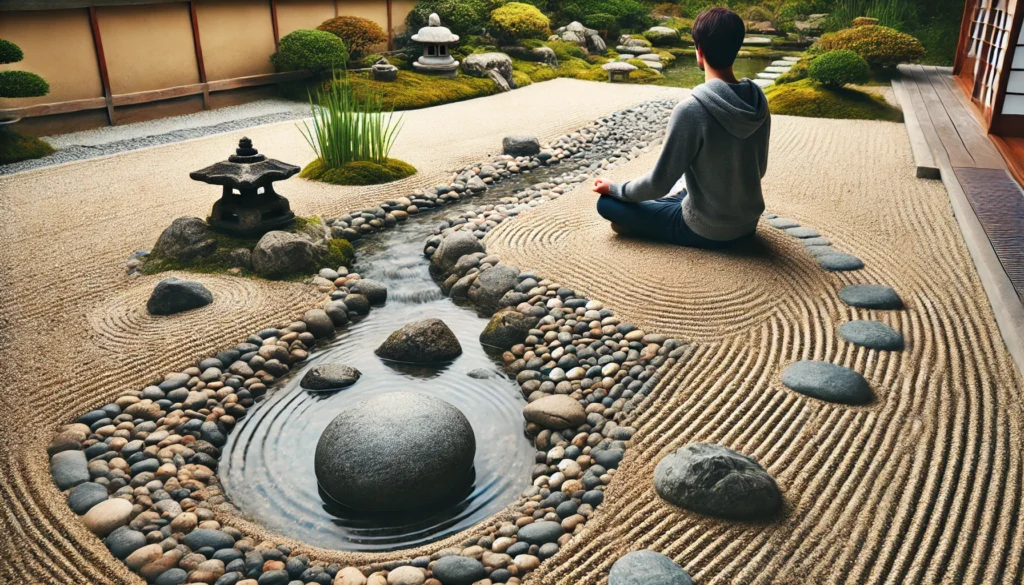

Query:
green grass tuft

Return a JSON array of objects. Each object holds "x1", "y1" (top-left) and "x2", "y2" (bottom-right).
[
  {"x1": 299, "y1": 157, "x2": 417, "y2": 185},
  {"x1": 764, "y1": 79, "x2": 903, "y2": 122},
  {"x1": 0, "y1": 130, "x2": 54, "y2": 165}
]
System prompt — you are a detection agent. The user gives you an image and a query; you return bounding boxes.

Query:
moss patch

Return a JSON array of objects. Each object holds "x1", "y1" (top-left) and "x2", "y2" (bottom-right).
[
  {"x1": 0, "y1": 130, "x2": 54, "y2": 165},
  {"x1": 299, "y1": 157, "x2": 417, "y2": 186},
  {"x1": 347, "y1": 71, "x2": 499, "y2": 111},
  {"x1": 764, "y1": 79, "x2": 903, "y2": 122},
  {"x1": 142, "y1": 216, "x2": 353, "y2": 281}
]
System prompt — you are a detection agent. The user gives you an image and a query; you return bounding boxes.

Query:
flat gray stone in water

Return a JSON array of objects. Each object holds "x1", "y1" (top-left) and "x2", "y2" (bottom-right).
[
  {"x1": 654, "y1": 443, "x2": 781, "y2": 520},
  {"x1": 608, "y1": 551, "x2": 695, "y2": 585},
  {"x1": 781, "y1": 361, "x2": 873, "y2": 404},
  {"x1": 802, "y1": 236, "x2": 832, "y2": 246},
  {"x1": 839, "y1": 284, "x2": 903, "y2": 309},
  {"x1": 768, "y1": 217, "x2": 799, "y2": 229},
  {"x1": 300, "y1": 364, "x2": 362, "y2": 391},
  {"x1": 839, "y1": 321, "x2": 904, "y2": 350},
  {"x1": 785, "y1": 226, "x2": 820, "y2": 238},
  {"x1": 818, "y1": 252, "x2": 864, "y2": 271}
]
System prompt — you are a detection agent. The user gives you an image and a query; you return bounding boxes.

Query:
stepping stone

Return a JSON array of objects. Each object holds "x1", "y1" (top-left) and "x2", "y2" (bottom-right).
[
  {"x1": 839, "y1": 321, "x2": 905, "y2": 350},
  {"x1": 782, "y1": 56, "x2": 801, "y2": 62},
  {"x1": 768, "y1": 217, "x2": 800, "y2": 229},
  {"x1": 802, "y1": 236, "x2": 832, "y2": 247},
  {"x1": 781, "y1": 361, "x2": 873, "y2": 404},
  {"x1": 785, "y1": 226, "x2": 820, "y2": 238},
  {"x1": 757, "y1": 72, "x2": 781, "y2": 80},
  {"x1": 764, "y1": 213, "x2": 778, "y2": 219},
  {"x1": 743, "y1": 36, "x2": 772, "y2": 45},
  {"x1": 818, "y1": 253, "x2": 864, "y2": 271},
  {"x1": 764, "y1": 66, "x2": 792, "y2": 73},
  {"x1": 753, "y1": 78, "x2": 775, "y2": 88},
  {"x1": 609, "y1": 551, "x2": 695, "y2": 585},
  {"x1": 771, "y1": 59, "x2": 794, "y2": 66},
  {"x1": 839, "y1": 284, "x2": 904, "y2": 310},
  {"x1": 805, "y1": 245, "x2": 835, "y2": 257}
]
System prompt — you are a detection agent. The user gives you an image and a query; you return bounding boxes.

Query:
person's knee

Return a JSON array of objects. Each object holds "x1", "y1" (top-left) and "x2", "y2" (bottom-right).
[{"x1": 596, "y1": 195, "x2": 619, "y2": 220}]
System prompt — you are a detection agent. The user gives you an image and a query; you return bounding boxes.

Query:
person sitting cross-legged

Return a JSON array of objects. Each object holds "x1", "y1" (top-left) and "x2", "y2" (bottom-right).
[{"x1": 593, "y1": 7, "x2": 771, "y2": 249}]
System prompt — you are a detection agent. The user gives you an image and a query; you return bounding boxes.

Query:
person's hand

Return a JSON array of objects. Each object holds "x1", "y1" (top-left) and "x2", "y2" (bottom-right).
[{"x1": 593, "y1": 178, "x2": 613, "y2": 195}]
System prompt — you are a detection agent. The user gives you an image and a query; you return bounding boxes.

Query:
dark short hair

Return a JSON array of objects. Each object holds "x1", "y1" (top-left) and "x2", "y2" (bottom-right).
[{"x1": 692, "y1": 7, "x2": 746, "y2": 69}]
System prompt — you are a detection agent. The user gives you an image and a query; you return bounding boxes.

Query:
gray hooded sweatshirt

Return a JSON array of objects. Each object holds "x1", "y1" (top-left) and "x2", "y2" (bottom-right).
[{"x1": 609, "y1": 78, "x2": 771, "y2": 241}]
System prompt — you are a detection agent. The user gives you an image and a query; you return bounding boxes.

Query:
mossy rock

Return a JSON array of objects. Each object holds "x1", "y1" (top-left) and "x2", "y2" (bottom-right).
[
  {"x1": 764, "y1": 79, "x2": 903, "y2": 122},
  {"x1": 0, "y1": 129, "x2": 54, "y2": 165},
  {"x1": 300, "y1": 158, "x2": 417, "y2": 186}
]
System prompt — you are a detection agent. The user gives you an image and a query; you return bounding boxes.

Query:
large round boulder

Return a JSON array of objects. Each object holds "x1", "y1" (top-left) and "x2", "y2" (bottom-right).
[
  {"x1": 653, "y1": 443, "x2": 781, "y2": 520},
  {"x1": 151, "y1": 217, "x2": 217, "y2": 262},
  {"x1": 608, "y1": 551, "x2": 694, "y2": 585},
  {"x1": 480, "y1": 308, "x2": 538, "y2": 350},
  {"x1": 314, "y1": 392, "x2": 476, "y2": 511},
  {"x1": 463, "y1": 52, "x2": 514, "y2": 85},
  {"x1": 645, "y1": 26, "x2": 680, "y2": 46},
  {"x1": 467, "y1": 265, "x2": 519, "y2": 313},
  {"x1": 146, "y1": 277, "x2": 213, "y2": 316},
  {"x1": 522, "y1": 395, "x2": 586, "y2": 430},
  {"x1": 375, "y1": 318, "x2": 463, "y2": 364},
  {"x1": 430, "y1": 231, "x2": 485, "y2": 276},
  {"x1": 252, "y1": 231, "x2": 323, "y2": 279},
  {"x1": 502, "y1": 136, "x2": 541, "y2": 158}
]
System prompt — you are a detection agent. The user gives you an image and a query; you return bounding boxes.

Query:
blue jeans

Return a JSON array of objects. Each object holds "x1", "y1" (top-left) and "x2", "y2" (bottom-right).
[{"x1": 597, "y1": 190, "x2": 742, "y2": 249}]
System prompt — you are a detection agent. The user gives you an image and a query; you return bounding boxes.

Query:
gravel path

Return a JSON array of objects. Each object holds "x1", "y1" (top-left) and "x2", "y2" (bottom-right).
[{"x1": 0, "y1": 99, "x2": 310, "y2": 176}]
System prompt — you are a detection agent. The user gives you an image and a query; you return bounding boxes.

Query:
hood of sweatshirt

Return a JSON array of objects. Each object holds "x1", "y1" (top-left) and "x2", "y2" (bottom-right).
[{"x1": 691, "y1": 78, "x2": 769, "y2": 139}]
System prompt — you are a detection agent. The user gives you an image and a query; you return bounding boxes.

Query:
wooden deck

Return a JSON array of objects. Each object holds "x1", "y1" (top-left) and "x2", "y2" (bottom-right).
[{"x1": 894, "y1": 64, "x2": 1024, "y2": 374}]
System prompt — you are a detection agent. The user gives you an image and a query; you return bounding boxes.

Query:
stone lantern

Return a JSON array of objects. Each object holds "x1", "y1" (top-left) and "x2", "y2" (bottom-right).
[
  {"x1": 189, "y1": 137, "x2": 299, "y2": 236},
  {"x1": 411, "y1": 13, "x2": 460, "y2": 77},
  {"x1": 602, "y1": 61, "x2": 637, "y2": 83}
]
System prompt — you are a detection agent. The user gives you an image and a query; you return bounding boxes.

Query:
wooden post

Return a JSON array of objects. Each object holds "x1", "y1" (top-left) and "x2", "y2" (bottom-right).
[
  {"x1": 387, "y1": 0, "x2": 393, "y2": 50},
  {"x1": 954, "y1": 0, "x2": 978, "y2": 75},
  {"x1": 189, "y1": 0, "x2": 210, "y2": 110},
  {"x1": 88, "y1": 6, "x2": 115, "y2": 126},
  {"x1": 270, "y1": 0, "x2": 280, "y2": 49},
  {"x1": 991, "y1": 4, "x2": 1024, "y2": 134}
]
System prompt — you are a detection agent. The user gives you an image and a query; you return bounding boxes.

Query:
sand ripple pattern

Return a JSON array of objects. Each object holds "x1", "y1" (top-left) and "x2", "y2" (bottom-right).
[
  {"x1": 0, "y1": 81, "x2": 685, "y2": 584},
  {"x1": 487, "y1": 115, "x2": 1024, "y2": 584}
]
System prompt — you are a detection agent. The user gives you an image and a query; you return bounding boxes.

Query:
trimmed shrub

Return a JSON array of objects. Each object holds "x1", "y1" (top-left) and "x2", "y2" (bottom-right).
[
  {"x1": 271, "y1": 30, "x2": 348, "y2": 74},
  {"x1": 764, "y1": 79, "x2": 903, "y2": 122},
  {"x1": 775, "y1": 57, "x2": 809, "y2": 84},
  {"x1": 745, "y1": 6, "x2": 774, "y2": 23},
  {"x1": 317, "y1": 16, "x2": 387, "y2": 59},
  {"x1": 489, "y1": 2, "x2": 551, "y2": 44},
  {"x1": 0, "y1": 39, "x2": 24, "y2": 64},
  {"x1": 406, "y1": 0, "x2": 490, "y2": 39},
  {"x1": 0, "y1": 129, "x2": 54, "y2": 165},
  {"x1": 852, "y1": 17, "x2": 879, "y2": 27},
  {"x1": 0, "y1": 70, "x2": 49, "y2": 98},
  {"x1": 814, "y1": 25, "x2": 924, "y2": 69},
  {"x1": 809, "y1": 50, "x2": 869, "y2": 87}
]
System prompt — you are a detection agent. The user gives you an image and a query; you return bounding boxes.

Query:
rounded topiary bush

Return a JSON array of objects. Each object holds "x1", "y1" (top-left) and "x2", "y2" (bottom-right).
[
  {"x1": 489, "y1": 2, "x2": 550, "y2": 44},
  {"x1": 0, "y1": 70, "x2": 49, "y2": 98},
  {"x1": 271, "y1": 29, "x2": 348, "y2": 74},
  {"x1": 300, "y1": 157, "x2": 417, "y2": 186},
  {"x1": 0, "y1": 39, "x2": 24, "y2": 64},
  {"x1": 809, "y1": 50, "x2": 869, "y2": 87},
  {"x1": 815, "y1": 25, "x2": 924, "y2": 69},
  {"x1": 406, "y1": 0, "x2": 489, "y2": 39},
  {"x1": 317, "y1": 16, "x2": 387, "y2": 59}
]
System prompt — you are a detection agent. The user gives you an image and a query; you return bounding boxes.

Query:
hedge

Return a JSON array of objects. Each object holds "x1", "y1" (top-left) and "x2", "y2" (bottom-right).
[
  {"x1": 317, "y1": 16, "x2": 387, "y2": 59},
  {"x1": 0, "y1": 70, "x2": 50, "y2": 99},
  {"x1": 489, "y1": 3, "x2": 551, "y2": 44},
  {"x1": 271, "y1": 30, "x2": 348, "y2": 74},
  {"x1": 814, "y1": 25, "x2": 924, "y2": 68},
  {"x1": 808, "y1": 50, "x2": 870, "y2": 87}
]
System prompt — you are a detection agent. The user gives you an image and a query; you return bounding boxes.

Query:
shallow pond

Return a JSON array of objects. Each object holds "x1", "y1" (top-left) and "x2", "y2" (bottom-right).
[{"x1": 657, "y1": 55, "x2": 775, "y2": 88}]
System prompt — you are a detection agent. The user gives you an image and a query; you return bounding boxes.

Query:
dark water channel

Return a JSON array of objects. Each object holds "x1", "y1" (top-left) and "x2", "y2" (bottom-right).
[{"x1": 220, "y1": 161, "x2": 590, "y2": 552}]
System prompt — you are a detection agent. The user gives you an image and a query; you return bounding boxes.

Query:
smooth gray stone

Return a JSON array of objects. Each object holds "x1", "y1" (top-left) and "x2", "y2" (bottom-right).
[
  {"x1": 104, "y1": 526, "x2": 147, "y2": 560},
  {"x1": 51, "y1": 450, "x2": 89, "y2": 490},
  {"x1": 805, "y1": 245, "x2": 834, "y2": 257},
  {"x1": 781, "y1": 360, "x2": 873, "y2": 404},
  {"x1": 67, "y1": 482, "x2": 109, "y2": 515},
  {"x1": 348, "y1": 279, "x2": 387, "y2": 305},
  {"x1": 839, "y1": 284, "x2": 903, "y2": 309},
  {"x1": 315, "y1": 392, "x2": 475, "y2": 512},
  {"x1": 517, "y1": 520, "x2": 564, "y2": 545},
  {"x1": 768, "y1": 217, "x2": 799, "y2": 229},
  {"x1": 802, "y1": 236, "x2": 832, "y2": 246},
  {"x1": 183, "y1": 528, "x2": 235, "y2": 551},
  {"x1": 608, "y1": 550, "x2": 694, "y2": 585},
  {"x1": 653, "y1": 443, "x2": 781, "y2": 520},
  {"x1": 147, "y1": 277, "x2": 213, "y2": 316},
  {"x1": 502, "y1": 135, "x2": 541, "y2": 157},
  {"x1": 468, "y1": 265, "x2": 520, "y2": 314},
  {"x1": 839, "y1": 321, "x2": 905, "y2": 350},
  {"x1": 300, "y1": 364, "x2": 361, "y2": 391},
  {"x1": 818, "y1": 252, "x2": 864, "y2": 271},
  {"x1": 153, "y1": 568, "x2": 189, "y2": 585},
  {"x1": 431, "y1": 555, "x2": 487, "y2": 585},
  {"x1": 785, "y1": 226, "x2": 820, "y2": 238}
]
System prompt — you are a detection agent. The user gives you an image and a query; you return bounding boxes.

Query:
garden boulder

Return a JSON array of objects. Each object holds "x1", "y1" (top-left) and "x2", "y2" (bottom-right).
[
  {"x1": 502, "y1": 136, "x2": 541, "y2": 157},
  {"x1": 252, "y1": 231, "x2": 323, "y2": 279},
  {"x1": 463, "y1": 52, "x2": 515, "y2": 87},
  {"x1": 468, "y1": 264, "x2": 519, "y2": 313},
  {"x1": 608, "y1": 551, "x2": 694, "y2": 585},
  {"x1": 654, "y1": 443, "x2": 782, "y2": 520},
  {"x1": 146, "y1": 277, "x2": 213, "y2": 316},
  {"x1": 644, "y1": 26, "x2": 680, "y2": 46},
  {"x1": 375, "y1": 318, "x2": 463, "y2": 364},
  {"x1": 315, "y1": 392, "x2": 476, "y2": 511},
  {"x1": 151, "y1": 217, "x2": 217, "y2": 262},
  {"x1": 430, "y1": 231, "x2": 485, "y2": 275},
  {"x1": 480, "y1": 308, "x2": 538, "y2": 350}
]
